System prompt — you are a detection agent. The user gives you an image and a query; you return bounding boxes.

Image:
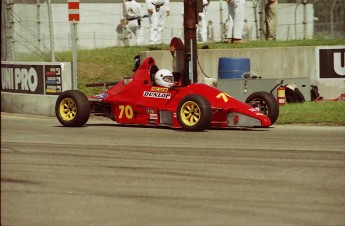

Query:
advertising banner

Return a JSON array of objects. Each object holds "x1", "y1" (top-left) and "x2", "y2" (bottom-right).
[
  {"x1": 317, "y1": 47, "x2": 345, "y2": 79},
  {"x1": 1, "y1": 63, "x2": 62, "y2": 95}
]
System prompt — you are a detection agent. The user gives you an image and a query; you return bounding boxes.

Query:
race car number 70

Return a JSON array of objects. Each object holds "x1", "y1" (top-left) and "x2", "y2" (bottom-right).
[{"x1": 118, "y1": 105, "x2": 134, "y2": 119}]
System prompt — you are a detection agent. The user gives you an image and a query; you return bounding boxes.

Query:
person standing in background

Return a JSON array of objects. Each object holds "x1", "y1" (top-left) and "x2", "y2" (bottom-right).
[
  {"x1": 225, "y1": 0, "x2": 246, "y2": 44},
  {"x1": 146, "y1": 0, "x2": 170, "y2": 45},
  {"x1": 265, "y1": 0, "x2": 278, "y2": 40},
  {"x1": 242, "y1": 18, "x2": 251, "y2": 40},
  {"x1": 207, "y1": 20, "x2": 215, "y2": 42},
  {"x1": 123, "y1": 0, "x2": 145, "y2": 45},
  {"x1": 116, "y1": 18, "x2": 132, "y2": 46},
  {"x1": 198, "y1": 0, "x2": 210, "y2": 43}
]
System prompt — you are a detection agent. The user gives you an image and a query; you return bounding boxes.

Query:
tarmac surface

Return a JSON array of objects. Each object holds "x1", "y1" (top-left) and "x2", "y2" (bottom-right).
[{"x1": 1, "y1": 113, "x2": 345, "y2": 225}]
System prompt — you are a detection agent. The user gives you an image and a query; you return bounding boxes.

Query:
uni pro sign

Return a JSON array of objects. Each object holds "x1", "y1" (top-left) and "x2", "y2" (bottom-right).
[
  {"x1": 1, "y1": 63, "x2": 62, "y2": 95},
  {"x1": 1, "y1": 64, "x2": 44, "y2": 94},
  {"x1": 317, "y1": 47, "x2": 345, "y2": 79}
]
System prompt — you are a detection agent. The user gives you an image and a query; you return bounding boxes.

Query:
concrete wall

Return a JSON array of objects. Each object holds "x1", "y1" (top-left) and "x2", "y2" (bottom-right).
[
  {"x1": 1, "y1": 94, "x2": 58, "y2": 116},
  {"x1": 141, "y1": 45, "x2": 345, "y2": 100}
]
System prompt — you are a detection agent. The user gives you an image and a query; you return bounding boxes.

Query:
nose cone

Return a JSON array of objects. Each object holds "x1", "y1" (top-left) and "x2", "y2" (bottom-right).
[{"x1": 261, "y1": 116, "x2": 272, "y2": 127}]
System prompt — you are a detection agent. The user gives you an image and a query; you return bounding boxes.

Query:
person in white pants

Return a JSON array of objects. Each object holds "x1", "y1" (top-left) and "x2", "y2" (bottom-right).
[
  {"x1": 225, "y1": 0, "x2": 246, "y2": 43},
  {"x1": 123, "y1": 0, "x2": 145, "y2": 45},
  {"x1": 146, "y1": 0, "x2": 170, "y2": 45},
  {"x1": 198, "y1": 0, "x2": 210, "y2": 43}
]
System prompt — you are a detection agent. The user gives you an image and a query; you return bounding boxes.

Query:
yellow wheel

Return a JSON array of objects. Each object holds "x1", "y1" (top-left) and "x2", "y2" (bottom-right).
[
  {"x1": 177, "y1": 94, "x2": 211, "y2": 131},
  {"x1": 180, "y1": 101, "x2": 201, "y2": 126},
  {"x1": 55, "y1": 90, "x2": 90, "y2": 127},
  {"x1": 59, "y1": 97, "x2": 77, "y2": 121}
]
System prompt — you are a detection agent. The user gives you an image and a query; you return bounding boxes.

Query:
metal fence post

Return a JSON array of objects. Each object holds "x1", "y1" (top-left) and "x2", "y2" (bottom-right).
[
  {"x1": 303, "y1": 0, "x2": 307, "y2": 39},
  {"x1": 47, "y1": 0, "x2": 55, "y2": 62},
  {"x1": 331, "y1": 0, "x2": 336, "y2": 39}
]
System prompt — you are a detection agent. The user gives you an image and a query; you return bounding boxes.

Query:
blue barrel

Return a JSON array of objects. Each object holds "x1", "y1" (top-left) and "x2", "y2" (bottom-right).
[{"x1": 218, "y1": 57, "x2": 250, "y2": 79}]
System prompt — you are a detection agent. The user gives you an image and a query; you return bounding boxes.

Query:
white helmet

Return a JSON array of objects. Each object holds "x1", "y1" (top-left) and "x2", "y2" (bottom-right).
[{"x1": 154, "y1": 69, "x2": 174, "y2": 87}]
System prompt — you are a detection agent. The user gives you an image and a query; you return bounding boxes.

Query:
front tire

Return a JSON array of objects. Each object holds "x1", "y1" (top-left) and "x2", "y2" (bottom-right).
[
  {"x1": 55, "y1": 90, "x2": 90, "y2": 127},
  {"x1": 245, "y1": 91, "x2": 279, "y2": 125},
  {"x1": 177, "y1": 94, "x2": 212, "y2": 131}
]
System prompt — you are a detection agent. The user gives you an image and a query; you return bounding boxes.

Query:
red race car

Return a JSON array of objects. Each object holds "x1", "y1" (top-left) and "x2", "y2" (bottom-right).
[{"x1": 55, "y1": 57, "x2": 279, "y2": 131}]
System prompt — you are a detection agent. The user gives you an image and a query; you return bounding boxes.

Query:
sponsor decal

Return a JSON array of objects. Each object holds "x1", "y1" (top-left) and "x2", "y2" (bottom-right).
[
  {"x1": 95, "y1": 93, "x2": 108, "y2": 98},
  {"x1": 148, "y1": 119, "x2": 156, "y2": 124},
  {"x1": 151, "y1": 87, "x2": 168, "y2": 92},
  {"x1": 46, "y1": 85, "x2": 62, "y2": 94},
  {"x1": 317, "y1": 47, "x2": 345, "y2": 79},
  {"x1": 1, "y1": 64, "x2": 44, "y2": 94},
  {"x1": 45, "y1": 65, "x2": 62, "y2": 95},
  {"x1": 143, "y1": 91, "x2": 171, "y2": 99},
  {"x1": 146, "y1": 108, "x2": 155, "y2": 114},
  {"x1": 149, "y1": 113, "x2": 158, "y2": 120}
]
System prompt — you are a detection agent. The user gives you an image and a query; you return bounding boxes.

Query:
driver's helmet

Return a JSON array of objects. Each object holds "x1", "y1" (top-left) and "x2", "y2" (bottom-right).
[{"x1": 154, "y1": 69, "x2": 174, "y2": 88}]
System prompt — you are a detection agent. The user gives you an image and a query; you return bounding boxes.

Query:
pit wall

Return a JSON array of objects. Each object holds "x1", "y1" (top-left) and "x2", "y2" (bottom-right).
[
  {"x1": 141, "y1": 46, "x2": 345, "y2": 100},
  {"x1": 1, "y1": 62, "x2": 72, "y2": 116}
]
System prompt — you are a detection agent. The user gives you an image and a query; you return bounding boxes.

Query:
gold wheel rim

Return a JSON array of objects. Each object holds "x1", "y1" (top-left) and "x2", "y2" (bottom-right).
[
  {"x1": 180, "y1": 101, "x2": 201, "y2": 126},
  {"x1": 59, "y1": 97, "x2": 77, "y2": 121}
]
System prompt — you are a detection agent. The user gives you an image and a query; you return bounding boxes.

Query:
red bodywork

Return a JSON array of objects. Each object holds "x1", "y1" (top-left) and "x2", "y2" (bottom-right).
[{"x1": 88, "y1": 57, "x2": 271, "y2": 128}]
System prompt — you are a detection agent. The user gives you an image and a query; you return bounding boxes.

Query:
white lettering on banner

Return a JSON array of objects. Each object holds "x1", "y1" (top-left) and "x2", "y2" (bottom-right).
[
  {"x1": 334, "y1": 52, "x2": 345, "y2": 76},
  {"x1": 143, "y1": 91, "x2": 171, "y2": 99},
  {"x1": 1, "y1": 67, "x2": 14, "y2": 89},
  {"x1": 13, "y1": 68, "x2": 38, "y2": 91}
]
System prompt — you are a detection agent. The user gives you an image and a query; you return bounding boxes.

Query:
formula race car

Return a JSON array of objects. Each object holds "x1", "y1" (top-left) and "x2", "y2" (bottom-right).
[{"x1": 55, "y1": 57, "x2": 279, "y2": 131}]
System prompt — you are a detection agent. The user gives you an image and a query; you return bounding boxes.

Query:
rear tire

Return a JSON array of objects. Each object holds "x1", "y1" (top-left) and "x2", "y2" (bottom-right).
[
  {"x1": 55, "y1": 90, "x2": 90, "y2": 127},
  {"x1": 245, "y1": 91, "x2": 279, "y2": 125}
]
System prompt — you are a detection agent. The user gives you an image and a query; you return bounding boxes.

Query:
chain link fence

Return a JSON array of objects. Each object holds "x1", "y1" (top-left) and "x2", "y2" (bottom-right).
[
  {"x1": 1, "y1": 0, "x2": 55, "y2": 61},
  {"x1": 311, "y1": 0, "x2": 345, "y2": 39},
  {"x1": 1, "y1": 0, "x2": 344, "y2": 62}
]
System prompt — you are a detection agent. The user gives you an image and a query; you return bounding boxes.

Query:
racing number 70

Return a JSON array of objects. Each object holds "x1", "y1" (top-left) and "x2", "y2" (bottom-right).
[{"x1": 118, "y1": 105, "x2": 134, "y2": 119}]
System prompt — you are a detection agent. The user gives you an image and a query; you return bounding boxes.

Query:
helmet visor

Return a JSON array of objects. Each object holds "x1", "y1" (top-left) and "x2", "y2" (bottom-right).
[{"x1": 163, "y1": 76, "x2": 174, "y2": 83}]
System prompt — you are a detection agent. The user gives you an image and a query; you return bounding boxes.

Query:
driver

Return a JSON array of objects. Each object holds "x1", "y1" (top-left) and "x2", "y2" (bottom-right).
[{"x1": 154, "y1": 69, "x2": 174, "y2": 88}]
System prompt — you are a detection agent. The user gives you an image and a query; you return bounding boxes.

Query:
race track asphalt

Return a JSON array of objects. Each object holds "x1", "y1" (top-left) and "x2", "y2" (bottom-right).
[{"x1": 1, "y1": 113, "x2": 345, "y2": 225}]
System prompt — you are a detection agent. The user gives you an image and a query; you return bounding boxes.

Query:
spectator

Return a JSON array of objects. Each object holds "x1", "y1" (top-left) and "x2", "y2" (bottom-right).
[
  {"x1": 222, "y1": 18, "x2": 229, "y2": 41},
  {"x1": 116, "y1": 18, "x2": 132, "y2": 46},
  {"x1": 242, "y1": 19, "x2": 251, "y2": 40},
  {"x1": 197, "y1": 0, "x2": 210, "y2": 43},
  {"x1": 123, "y1": 0, "x2": 145, "y2": 45},
  {"x1": 146, "y1": 0, "x2": 170, "y2": 45},
  {"x1": 207, "y1": 20, "x2": 215, "y2": 42},
  {"x1": 225, "y1": 0, "x2": 246, "y2": 44},
  {"x1": 265, "y1": 0, "x2": 278, "y2": 40}
]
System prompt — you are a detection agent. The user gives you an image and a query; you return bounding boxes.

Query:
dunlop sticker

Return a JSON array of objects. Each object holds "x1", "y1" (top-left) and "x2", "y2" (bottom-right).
[{"x1": 143, "y1": 91, "x2": 171, "y2": 99}]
